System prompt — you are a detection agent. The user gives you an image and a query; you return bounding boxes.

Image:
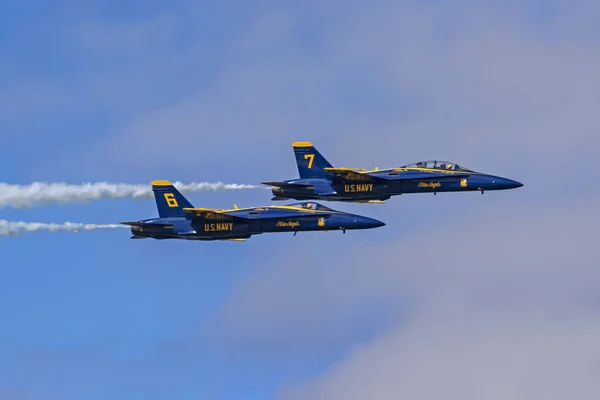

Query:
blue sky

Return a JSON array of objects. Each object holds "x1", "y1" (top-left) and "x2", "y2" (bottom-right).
[{"x1": 1, "y1": 0, "x2": 600, "y2": 399}]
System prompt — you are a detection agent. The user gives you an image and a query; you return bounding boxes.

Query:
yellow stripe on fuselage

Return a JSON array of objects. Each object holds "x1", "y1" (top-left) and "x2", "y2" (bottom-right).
[
  {"x1": 184, "y1": 207, "x2": 231, "y2": 213},
  {"x1": 324, "y1": 167, "x2": 368, "y2": 171},
  {"x1": 393, "y1": 168, "x2": 481, "y2": 174},
  {"x1": 328, "y1": 167, "x2": 482, "y2": 175},
  {"x1": 269, "y1": 205, "x2": 337, "y2": 214},
  {"x1": 183, "y1": 205, "x2": 337, "y2": 214}
]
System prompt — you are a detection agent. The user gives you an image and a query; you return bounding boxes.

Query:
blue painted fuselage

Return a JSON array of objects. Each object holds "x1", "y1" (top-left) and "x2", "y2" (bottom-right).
[
  {"x1": 127, "y1": 206, "x2": 383, "y2": 241},
  {"x1": 270, "y1": 171, "x2": 523, "y2": 202},
  {"x1": 121, "y1": 181, "x2": 384, "y2": 241},
  {"x1": 263, "y1": 143, "x2": 523, "y2": 203}
]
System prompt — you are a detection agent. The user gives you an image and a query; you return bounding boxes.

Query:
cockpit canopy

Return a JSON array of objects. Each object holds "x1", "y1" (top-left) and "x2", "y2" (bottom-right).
[
  {"x1": 401, "y1": 160, "x2": 473, "y2": 172},
  {"x1": 289, "y1": 202, "x2": 334, "y2": 211}
]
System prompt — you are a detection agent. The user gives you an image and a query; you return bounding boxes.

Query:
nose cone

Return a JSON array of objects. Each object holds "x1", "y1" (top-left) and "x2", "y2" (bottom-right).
[
  {"x1": 481, "y1": 175, "x2": 523, "y2": 190},
  {"x1": 349, "y1": 215, "x2": 386, "y2": 230},
  {"x1": 496, "y1": 177, "x2": 523, "y2": 190}
]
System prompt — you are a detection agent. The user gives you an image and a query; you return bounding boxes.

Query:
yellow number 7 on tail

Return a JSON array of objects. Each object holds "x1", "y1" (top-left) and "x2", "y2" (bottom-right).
[{"x1": 304, "y1": 154, "x2": 315, "y2": 169}]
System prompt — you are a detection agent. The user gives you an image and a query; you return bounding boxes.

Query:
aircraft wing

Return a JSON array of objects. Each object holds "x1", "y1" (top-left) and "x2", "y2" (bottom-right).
[
  {"x1": 323, "y1": 168, "x2": 385, "y2": 181},
  {"x1": 182, "y1": 208, "x2": 244, "y2": 220},
  {"x1": 183, "y1": 208, "x2": 331, "y2": 220},
  {"x1": 120, "y1": 221, "x2": 179, "y2": 238},
  {"x1": 325, "y1": 167, "x2": 473, "y2": 181},
  {"x1": 121, "y1": 221, "x2": 142, "y2": 226},
  {"x1": 261, "y1": 181, "x2": 312, "y2": 188}
]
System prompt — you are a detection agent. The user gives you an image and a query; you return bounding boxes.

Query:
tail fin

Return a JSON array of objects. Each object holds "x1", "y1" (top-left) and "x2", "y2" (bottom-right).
[
  {"x1": 151, "y1": 180, "x2": 194, "y2": 218},
  {"x1": 292, "y1": 142, "x2": 333, "y2": 179}
]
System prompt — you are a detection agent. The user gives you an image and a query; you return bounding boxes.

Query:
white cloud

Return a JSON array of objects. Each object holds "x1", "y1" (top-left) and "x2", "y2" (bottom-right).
[
  {"x1": 208, "y1": 197, "x2": 600, "y2": 395},
  {"x1": 194, "y1": 4, "x2": 600, "y2": 371},
  {"x1": 210, "y1": 198, "x2": 600, "y2": 348},
  {"x1": 16, "y1": 0, "x2": 598, "y2": 182},
  {"x1": 279, "y1": 307, "x2": 600, "y2": 400},
  {"x1": 86, "y1": 0, "x2": 600, "y2": 182}
]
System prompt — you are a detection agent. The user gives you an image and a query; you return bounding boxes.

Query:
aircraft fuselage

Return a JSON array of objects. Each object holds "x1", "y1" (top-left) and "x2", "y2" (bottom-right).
[
  {"x1": 126, "y1": 205, "x2": 384, "y2": 241},
  {"x1": 270, "y1": 173, "x2": 523, "y2": 202}
]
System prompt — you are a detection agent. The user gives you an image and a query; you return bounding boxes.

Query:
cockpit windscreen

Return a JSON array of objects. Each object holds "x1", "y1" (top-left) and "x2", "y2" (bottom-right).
[
  {"x1": 289, "y1": 202, "x2": 334, "y2": 211},
  {"x1": 401, "y1": 160, "x2": 473, "y2": 172}
]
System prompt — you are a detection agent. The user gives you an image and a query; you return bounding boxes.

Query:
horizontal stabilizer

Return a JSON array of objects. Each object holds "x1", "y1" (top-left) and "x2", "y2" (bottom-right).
[
  {"x1": 120, "y1": 221, "x2": 175, "y2": 229},
  {"x1": 120, "y1": 221, "x2": 144, "y2": 226},
  {"x1": 261, "y1": 181, "x2": 313, "y2": 188},
  {"x1": 121, "y1": 221, "x2": 176, "y2": 236},
  {"x1": 262, "y1": 180, "x2": 336, "y2": 195},
  {"x1": 120, "y1": 221, "x2": 173, "y2": 228}
]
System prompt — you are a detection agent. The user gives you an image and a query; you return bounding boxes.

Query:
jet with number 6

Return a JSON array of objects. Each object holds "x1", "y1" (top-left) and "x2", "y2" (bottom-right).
[
  {"x1": 261, "y1": 142, "x2": 523, "y2": 203},
  {"x1": 120, "y1": 181, "x2": 385, "y2": 241}
]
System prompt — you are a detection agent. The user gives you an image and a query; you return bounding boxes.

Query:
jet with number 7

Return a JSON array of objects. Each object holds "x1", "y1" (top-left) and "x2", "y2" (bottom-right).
[
  {"x1": 120, "y1": 181, "x2": 385, "y2": 241},
  {"x1": 261, "y1": 142, "x2": 523, "y2": 203}
]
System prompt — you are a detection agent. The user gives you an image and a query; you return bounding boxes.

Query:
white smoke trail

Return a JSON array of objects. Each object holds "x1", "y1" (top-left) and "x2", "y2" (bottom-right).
[
  {"x1": 0, "y1": 219, "x2": 128, "y2": 236},
  {"x1": 0, "y1": 181, "x2": 261, "y2": 209}
]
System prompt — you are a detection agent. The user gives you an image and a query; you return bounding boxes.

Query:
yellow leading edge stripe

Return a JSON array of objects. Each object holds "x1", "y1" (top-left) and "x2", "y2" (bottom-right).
[
  {"x1": 152, "y1": 180, "x2": 172, "y2": 186},
  {"x1": 292, "y1": 141, "x2": 313, "y2": 147}
]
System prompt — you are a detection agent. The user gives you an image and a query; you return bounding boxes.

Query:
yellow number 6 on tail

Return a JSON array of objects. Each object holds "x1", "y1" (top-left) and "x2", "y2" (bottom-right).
[{"x1": 164, "y1": 193, "x2": 179, "y2": 207}]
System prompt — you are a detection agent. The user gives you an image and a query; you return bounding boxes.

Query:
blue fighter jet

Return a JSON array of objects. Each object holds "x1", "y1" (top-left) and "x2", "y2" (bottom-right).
[
  {"x1": 120, "y1": 181, "x2": 385, "y2": 241},
  {"x1": 262, "y1": 142, "x2": 523, "y2": 203}
]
